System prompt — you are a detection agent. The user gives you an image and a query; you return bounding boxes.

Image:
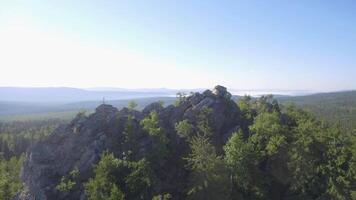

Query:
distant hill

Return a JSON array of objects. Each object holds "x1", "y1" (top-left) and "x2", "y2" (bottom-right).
[
  {"x1": 0, "y1": 89, "x2": 355, "y2": 131},
  {"x1": 61, "y1": 97, "x2": 176, "y2": 111},
  {"x1": 0, "y1": 97, "x2": 177, "y2": 119},
  {"x1": 0, "y1": 87, "x2": 314, "y2": 103},
  {"x1": 0, "y1": 101, "x2": 56, "y2": 116},
  {"x1": 277, "y1": 91, "x2": 356, "y2": 130},
  {"x1": 0, "y1": 87, "x2": 181, "y2": 103}
]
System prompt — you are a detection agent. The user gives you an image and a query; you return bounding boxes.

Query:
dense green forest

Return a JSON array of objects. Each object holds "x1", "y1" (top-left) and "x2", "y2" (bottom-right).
[
  {"x1": 277, "y1": 91, "x2": 356, "y2": 131},
  {"x1": 1, "y1": 93, "x2": 356, "y2": 199},
  {"x1": 0, "y1": 119, "x2": 66, "y2": 199},
  {"x1": 79, "y1": 96, "x2": 356, "y2": 199}
]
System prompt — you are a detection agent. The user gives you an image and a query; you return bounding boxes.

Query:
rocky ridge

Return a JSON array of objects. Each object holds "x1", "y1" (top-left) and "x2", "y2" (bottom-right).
[{"x1": 15, "y1": 85, "x2": 241, "y2": 200}]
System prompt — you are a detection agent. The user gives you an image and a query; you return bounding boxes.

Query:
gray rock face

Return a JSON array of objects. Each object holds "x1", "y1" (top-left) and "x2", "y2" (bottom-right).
[
  {"x1": 15, "y1": 104, "x2": 122, "y2": 200},
  {"x1": 15, "y1": 86, "x2": 241, "y2": 200},
  {"x1": 213, "y1": 85, "x2": 232, "y2": 99},
  {"x1": 142, "y1": 101, "x2": 164, "y2": 116}
]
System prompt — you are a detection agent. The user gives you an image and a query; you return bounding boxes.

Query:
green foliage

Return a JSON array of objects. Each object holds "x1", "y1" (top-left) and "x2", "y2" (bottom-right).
[
  {"x1": 224, "y1": 131, "x2": 264, "y2": 199},
  {"x1": 185, "y1": 135, "x2": 230, "y2": 200},
  {"x1": 84, "y1": 152, "x2": 125, "y2": 200},
  {"x1": 84, "y1": 152, "x2": 154, "y2": 200},
  {"x1": 141, "y1": 112, "x2": 164, "y2": 139},
  {"x1": 0, "y1": 119, "x2": 64, "y2": 198},
  {"x1": 278, "y1": 91, "x2": 356, "y2": 131},
  {"x1": 108, "y1": 184, "x2": 125, "y2": 200},
  {"x1": 0, "y1": 111, "x2": 77, "y2": 122},
  {"x1": 0, "y1": 155, "x2": 24, "y2": 200},
  {"x1": 128, "y1": 101, "x2": 138, "y2": 110},
  {"x1": 175, "y1": 120, "x2": 193, "y2": 139},
  {"x1": 152, "y1": 193, "x2": 172, "y2": 200},
  {"x1": 141, "y1": 112, "x2": 168, "y2": 163},
  {"x1": 287, "y1": 120, "x2": 355, "y2": 199},
  {"x1": 237, "y1": 95, "x2": 254, "y2": 128},
  {"x1": 122, "y1": 114, "x2": 140, "y2": 159},
  {"x1": 174, "y1": 92, "x2": 187, "y2": 107},
  {"x1": 225, "y1": 102, "x2": 355, "y2": 200},
  {"x1": 0, "y1": 119, "x2": 63, "y2": 159},
  {"x1": 319, "y1": 127, "x2": 354, "y2": 199},
  {"x1": 350, "y1": 135, "x2": 356, "y2": 199},
  {"x1": 197, "y1": 107, "x2": 213, "y2": 137},
  {"x1": 123, "y1": 158, "x2": 153, "y2": 198},
  {"x1": 249, "y1": 111, "x2": 287, "y2": 157},
  {"x1": 2, "y1": 92, "x2": 355, "y2": 199},
  {"x1": 56, "y1": 168, "x2": 79, "y2": 193}
]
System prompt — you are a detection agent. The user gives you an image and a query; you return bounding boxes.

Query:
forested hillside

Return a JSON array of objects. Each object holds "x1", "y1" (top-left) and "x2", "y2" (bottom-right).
[
  {"x1": 6, "y1": 86, "x2": 354, "y2": 200},
  {"x1": 0, "y1": 119, "x2": 66, "y2": 199},
  {"x1": 278, "y1": 91, "x2": 356, "y2": 131},
  {"x1": 2, "y1": 91, "x2": 356, "y2": 133}
]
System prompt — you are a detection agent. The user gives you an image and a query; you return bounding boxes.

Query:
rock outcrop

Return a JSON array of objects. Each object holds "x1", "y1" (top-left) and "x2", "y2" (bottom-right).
[{"x1": 15, "y1": 86, "x2": 241, "y2": 200}]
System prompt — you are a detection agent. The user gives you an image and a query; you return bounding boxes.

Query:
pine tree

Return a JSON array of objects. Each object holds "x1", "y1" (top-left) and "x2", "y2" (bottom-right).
[{"x1": 186, "y1": 135, "x2": 230, "y2": 200}]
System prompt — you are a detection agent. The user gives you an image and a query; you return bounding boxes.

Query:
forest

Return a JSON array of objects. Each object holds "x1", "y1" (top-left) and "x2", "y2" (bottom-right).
[
  {"x1": 1, "y1": 0, "x2": 355, "y2": 199},
  {"x1": 277, "y1": 91, "x2": 356, "y2": 131},
  {"x1": 1, "y1": 91, "x2": 355, "y2": 200},
  {"x1": 0, "y1": 119, "x2": 65, "y2": 199}
]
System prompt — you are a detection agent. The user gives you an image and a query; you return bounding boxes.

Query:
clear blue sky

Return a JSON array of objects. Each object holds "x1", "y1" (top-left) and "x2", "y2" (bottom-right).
[{"x1": 0, "y1": 0, "x2": 355, "y2": 91}]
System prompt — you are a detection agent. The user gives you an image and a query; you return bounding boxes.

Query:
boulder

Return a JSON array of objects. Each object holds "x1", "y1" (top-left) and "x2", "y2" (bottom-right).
[{"x1": 213, "y1": 85, "x2": 232, "y2": 99}]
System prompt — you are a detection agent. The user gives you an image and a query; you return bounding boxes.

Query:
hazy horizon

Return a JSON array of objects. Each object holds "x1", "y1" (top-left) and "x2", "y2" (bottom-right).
[
  {"x1": 0, "y1": 85, "x2": 353, "y2": 102},
  {"x1": 0, "y1": 85, "x2": 349, "y2": 93},
  {"x1": 1, "y1": 1, "x2": 355, "y2": 91}
]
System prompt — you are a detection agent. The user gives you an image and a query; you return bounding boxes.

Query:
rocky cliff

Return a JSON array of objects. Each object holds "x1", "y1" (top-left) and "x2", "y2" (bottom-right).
[{"x1": 15, "y1": 86, "x2": 241, "y2": 200}]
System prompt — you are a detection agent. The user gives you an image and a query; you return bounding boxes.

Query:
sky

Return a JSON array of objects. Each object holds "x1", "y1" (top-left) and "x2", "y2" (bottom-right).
[{"x1": 0, "y1": 0, "x2": 355, "y2": 91}]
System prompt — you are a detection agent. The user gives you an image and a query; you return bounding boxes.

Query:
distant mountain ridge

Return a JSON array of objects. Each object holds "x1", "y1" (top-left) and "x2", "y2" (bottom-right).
[
  {"x1": 0, "y1": 97, "x2": 176, "y2": 116},
  {"x1": 1, "y1": 88, "x2": 356, "y2": 130},
  {"x1": 0, "y1": 87, "x2": 319, "y2": 103},
  {"x1": 0, "y1": 87, "x2": 180, "y2": 103}
]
